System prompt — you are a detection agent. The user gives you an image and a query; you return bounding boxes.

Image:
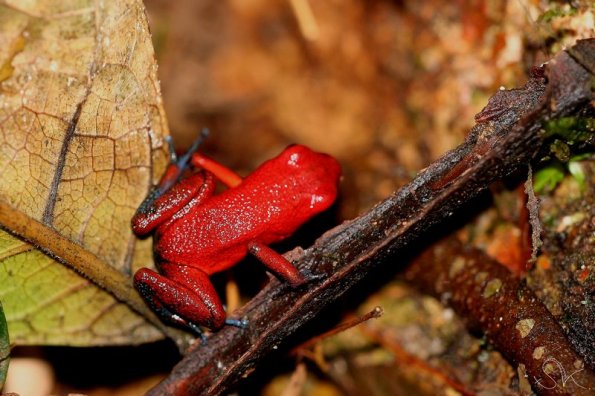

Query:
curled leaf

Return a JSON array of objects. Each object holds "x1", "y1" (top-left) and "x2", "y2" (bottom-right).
[{"x1": 0, "y1": 0, "x2": 183, "y2": 346}]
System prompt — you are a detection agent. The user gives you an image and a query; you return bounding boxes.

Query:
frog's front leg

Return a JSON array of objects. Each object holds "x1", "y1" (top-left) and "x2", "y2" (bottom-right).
[
  {"x1": 132, "y1": 171, "x2": 215, "y2": 236},
  {"x1": 134, "y1": 262, "x2": 238, "y2": 337},
  {"x1": 132, "y1": 131, "x2": 214, "y2": 236},
  {"x1": 248, "y1": 241, "x2": 307, "y2": 287}
]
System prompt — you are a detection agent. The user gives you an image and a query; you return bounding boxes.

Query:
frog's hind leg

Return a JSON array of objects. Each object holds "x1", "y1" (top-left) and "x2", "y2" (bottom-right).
[
  {"x1": 134, "y1": 275, "x2": 207, "y2": 343},
  {"x1": 134, "y1": 263, "x2": 229, "y2": 336},
  {"x1": 132, "y1": 130, "x2": 213, "y2": 236},
  {"x1": 131, "y1": 171, "x2": 215, "y2": 236}
]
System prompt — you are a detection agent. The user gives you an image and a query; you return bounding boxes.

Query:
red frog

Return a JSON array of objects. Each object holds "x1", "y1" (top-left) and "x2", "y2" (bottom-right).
[{"x1": 132, "y1": 131, "x2": 341, "y2": 340}]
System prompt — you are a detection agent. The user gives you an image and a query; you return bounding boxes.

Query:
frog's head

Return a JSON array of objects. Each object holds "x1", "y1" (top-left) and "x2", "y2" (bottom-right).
[{"x1": 278, "y1": 144, "x2": 341, "y2": 214}]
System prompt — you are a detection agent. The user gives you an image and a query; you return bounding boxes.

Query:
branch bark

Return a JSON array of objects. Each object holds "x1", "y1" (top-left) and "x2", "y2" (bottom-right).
[
  {"x1": 149, "y1": 39, "x2": 594, "y2": 396},
  {"x1": 405, "y1": 237, "x2": 595, "y2": 395}
]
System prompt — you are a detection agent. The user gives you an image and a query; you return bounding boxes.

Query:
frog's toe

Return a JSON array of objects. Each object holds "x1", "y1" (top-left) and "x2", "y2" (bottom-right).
[
  {"x1": 301, "y1": 268, "x2": 326, "y2": 284},
  {"x1": 175, "y1": 128, "x2": 209, "y2": 169},
  {"x1": 186, "y1": 321, "x2": 208, "y2": 344},
  {"x1": 225, "y1": 318, "x2": 249, "y2": 329}
]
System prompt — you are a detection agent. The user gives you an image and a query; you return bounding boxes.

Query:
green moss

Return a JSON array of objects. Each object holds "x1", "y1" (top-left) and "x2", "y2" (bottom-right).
[
  {"x1": 535, "y1": 116, "x2": 594, "y2": 193},
  {"x1": 538, "y1": 5, "x2": 577, "y2": 23},
  {"x1": 549, "y1": 139, "x2": 571, "y2": 162},
  {"x1": 544, "y1": 117, "x2": 594, "y2": 143}
]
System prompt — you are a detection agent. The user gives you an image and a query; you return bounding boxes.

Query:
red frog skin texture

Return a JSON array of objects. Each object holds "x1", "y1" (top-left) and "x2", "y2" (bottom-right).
[{"x1": 132, "y1": 137, "x2": 341, "y2": 338}]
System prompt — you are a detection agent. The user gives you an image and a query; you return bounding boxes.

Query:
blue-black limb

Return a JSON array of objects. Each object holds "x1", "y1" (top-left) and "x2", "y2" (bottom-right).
[
  {"x1": 225, "y1": 318, "x2": 249, "y2": 328},
  {"x1": 157, "y1": 128, "x2": 210, "y2": 195}
]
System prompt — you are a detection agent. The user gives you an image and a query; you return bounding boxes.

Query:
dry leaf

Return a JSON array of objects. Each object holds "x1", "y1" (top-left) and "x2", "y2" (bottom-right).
[{"x1": 0, "y1": 0, "x2": 176, "y2": 346}]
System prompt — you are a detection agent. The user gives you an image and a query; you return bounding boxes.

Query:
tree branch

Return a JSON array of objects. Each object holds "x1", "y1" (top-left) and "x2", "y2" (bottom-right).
[
  {"x1": 149, "y1": 39, "x2": 594, "y2": 396},
  {"x1": 405, "y1": 237, "x2": 595, "y2": 395}
]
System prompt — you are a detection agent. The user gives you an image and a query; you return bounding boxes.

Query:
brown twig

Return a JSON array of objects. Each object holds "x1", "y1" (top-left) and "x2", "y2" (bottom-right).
[
  {"x1": 148, "y1": 40, "x2": 594, "y2": 396},
  {"x1": 280, "y1": 362, "x2": 308, "y2": 396},
  {"x1": 290, "y1": 306, "x2": 383, "y2": 357}
]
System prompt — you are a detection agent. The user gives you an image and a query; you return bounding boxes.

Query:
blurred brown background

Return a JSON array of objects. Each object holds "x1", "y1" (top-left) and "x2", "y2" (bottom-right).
[{"x1": 145, "y1": 0, "x2": 551, "y2": 217}]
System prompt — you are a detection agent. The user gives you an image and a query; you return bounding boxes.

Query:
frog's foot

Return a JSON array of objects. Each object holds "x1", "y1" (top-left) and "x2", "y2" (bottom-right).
[
  {"x1": 184, "y1": 319, "x2": 208, "y2": 345},
  {"x1": 157, "y1": 128, "x2": 210, "y2": 194},
  {"x1": 221, "y1": 304, "x2": 248, "y2": 328},
  {"x1": 172, "y1": 128, "x2": 210, "y2": 170},
  {"x1": 225, "y1": 318, "x2": 249, "y2": 329}
]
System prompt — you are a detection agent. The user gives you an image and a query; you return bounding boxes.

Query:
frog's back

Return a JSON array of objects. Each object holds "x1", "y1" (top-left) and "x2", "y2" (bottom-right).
[{"x1": 154, "y1": 177, "x2": 292, "y2": 274}]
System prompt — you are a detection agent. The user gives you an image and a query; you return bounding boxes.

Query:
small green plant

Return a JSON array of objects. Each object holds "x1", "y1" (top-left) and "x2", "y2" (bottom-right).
[{"x1": 534, "y1": 116, "x2": 594, "y2": 193}]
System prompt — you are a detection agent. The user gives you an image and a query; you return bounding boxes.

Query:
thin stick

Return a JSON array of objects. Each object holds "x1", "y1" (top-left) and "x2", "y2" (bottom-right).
[
  {"x1": 289, "y1": 0, "x2": 319, "y2": 41},
  {"x1": 291, "y1": 306, "x2": 383, "y2": 355}
]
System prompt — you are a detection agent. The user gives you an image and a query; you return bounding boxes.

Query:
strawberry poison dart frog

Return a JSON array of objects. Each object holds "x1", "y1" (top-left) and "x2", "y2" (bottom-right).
[{"x1": 131, "y1": 131, "x2": 341, "y2": 339}]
